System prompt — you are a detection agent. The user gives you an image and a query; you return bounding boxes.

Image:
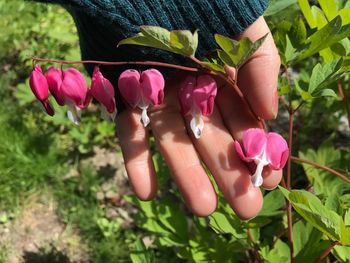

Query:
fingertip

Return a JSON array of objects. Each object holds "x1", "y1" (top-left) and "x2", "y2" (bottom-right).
[
  {"x1": 262, "y1": 167, "x2": 283, "y2": 190},
  {"x1": 232, "y1": 186, "x2": 263, "y2": 220},
  {"x1": 187, "y1": 188, "x2": 218, "y2": 217}
]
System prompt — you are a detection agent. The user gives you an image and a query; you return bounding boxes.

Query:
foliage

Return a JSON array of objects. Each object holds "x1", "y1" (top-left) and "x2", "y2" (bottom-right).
[{"x1": 2, "y1": 0, "x2": 350, "y2": 262}]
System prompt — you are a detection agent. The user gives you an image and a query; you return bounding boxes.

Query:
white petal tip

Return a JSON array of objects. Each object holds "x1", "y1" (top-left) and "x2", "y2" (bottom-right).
[
  {"x1": 67, "y1": 105, "x2": 81, "y2": 125},
  {"x1": 251, "y1": 174, "x2": 263, "y2": 188},
  {"x1": 190, "y1": 116, "x2": 204, "y2": 139},
  {"x1": 141, "y1": 107, "x2": 150, "y2": 127},
  {"x1": 100, "y1": 105, "x2": 117, "y2": 122}
]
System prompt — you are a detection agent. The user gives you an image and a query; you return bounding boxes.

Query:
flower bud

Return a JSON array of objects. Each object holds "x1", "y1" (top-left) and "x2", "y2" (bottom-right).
[
  {"x1": 234, "y1": 128, "x2": 289, "y2": 187},
  {"x1": 178, "y1": 75, "x2": 217, "y2": 138},
  {"x1": 118, "y1": 69, "x2": 165, "y2": 127},
  {"x1": 29, "y1": 64, "x2": 54, "y2": 116},
  {"x1": 90, "y1": 67, "x2": 117, "y2": 121}
]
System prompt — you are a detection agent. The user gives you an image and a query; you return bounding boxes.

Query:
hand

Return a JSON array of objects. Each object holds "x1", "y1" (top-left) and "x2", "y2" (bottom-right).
[{"x1": 116, "y1": 16, "x2": 281, "y2": 220}]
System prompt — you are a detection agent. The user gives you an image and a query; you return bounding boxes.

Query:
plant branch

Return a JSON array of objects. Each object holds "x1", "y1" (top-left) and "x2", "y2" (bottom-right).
[
  {"x1": 314, "y1": 241, "x2": 339, "y2": 263},
  {"x1": 283, "y1": 63, "x2": 294, "y2": 263},
  {"x1": 32, "y1": 56, "x2": 201, "y2": 73},
  {"x1": 337, "y1": 80, "x2": 350, "y2": 129},
  {"x1": 247, "y1": 229, "x2": 263, "y2": 263},
  {"x1": 291, "y1": 156, "x2": 350, "y2": 184}
]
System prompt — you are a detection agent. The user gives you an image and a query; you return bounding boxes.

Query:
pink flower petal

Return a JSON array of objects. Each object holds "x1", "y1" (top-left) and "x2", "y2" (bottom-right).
[
  {"x1": 141, "y1": 69, "x2": 165, "y2": 106},
  {"x1": 193, "y1": 75, "x2": 217, "y2": 116},
  {"x1": 266, "y1": 132, "x2": 289, "y2": 169},
  {"x1": 61, "y1": 68, "x2": 88, "y2": 108},
  {"x1": 29, "y1": 64, "x2": 49, "y2": 102},
  {"x1": 118, "y1": 69, "x2": 142, "y2": 108},
  {"x1": 46, "y1": 67, "x2": 64, "y2": 106},
  {"x1": 178, "y1": 75, "x2": 196, "y2": 116},
  {"x1": 242, "y1": 128, "x2": 267, "y2": 159},
  {"x1": 91, "y1": 67, "x2": 116, "y2": 113}
]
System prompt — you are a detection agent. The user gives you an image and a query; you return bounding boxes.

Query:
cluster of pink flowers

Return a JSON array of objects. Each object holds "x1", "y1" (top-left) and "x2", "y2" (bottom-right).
[{"x1": 29, "y1": 64, "x2": 288, "y2": 187}]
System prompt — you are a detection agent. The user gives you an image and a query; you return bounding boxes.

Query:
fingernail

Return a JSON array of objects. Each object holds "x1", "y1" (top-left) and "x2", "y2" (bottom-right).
[{"x1": 272, "y1": 89, "x2": 279, "y2": 119}]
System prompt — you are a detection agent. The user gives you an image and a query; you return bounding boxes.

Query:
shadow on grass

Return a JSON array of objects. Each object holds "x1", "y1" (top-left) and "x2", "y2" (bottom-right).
[{"x1": 23, "y1": 248, "x2": 71, "y2": 263}]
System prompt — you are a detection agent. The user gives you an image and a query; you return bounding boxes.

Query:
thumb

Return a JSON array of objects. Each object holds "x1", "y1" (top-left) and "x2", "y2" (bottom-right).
[{"x1": 235, "y1": 16, "x2": 281, "y2": 120}]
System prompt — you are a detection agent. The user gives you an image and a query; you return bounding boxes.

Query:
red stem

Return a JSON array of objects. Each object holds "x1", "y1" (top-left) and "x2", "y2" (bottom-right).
[
  {"x1": 314, "y1": 241, "x2": 339, "y2": 263},
  {"x1": 284, "y1": 64, "x2": 294, "y2": 263},
  {"x1": 32, "y1": 56, "x2": 201, "y2": 73},
  {"x1": 291, "y1": 156, "x2": 350, "y2": 184}
]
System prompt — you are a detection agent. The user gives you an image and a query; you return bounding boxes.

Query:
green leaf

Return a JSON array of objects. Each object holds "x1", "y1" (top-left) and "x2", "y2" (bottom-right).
[
  {"x1": 169, "y1": 30, "x2": 198, "y2": 56},
  {"x1": 130, "y1": 239, "x2": 155, "y2": 263},
  {"x1": 261, "y1": 240, "x2": 290, "y2": 263},
  {"x1": 339, "y1": 8, "x2": 350, "y2": 25},
  {"x1": 289, "y1": 17, "x2": 307, "y2": 49},
  {"x1": 215, "y1": 34, "x2": 267, "y2": 68},
  {"x1": 284, "y1": 35, "x2": 297, "y2": 64},
  {"x1": 118, "y1": 26, "x2": 198, "y2": 57},
  {"x1": 298, "y1": 143, "x2": 350, "y2": 196},
  {"x1": 333, "y1": 245, "x2": 350, "y2": 262},
  {"x1": 209, "y1": 210, "x2": 246, "y2": 239},
  {"x1": 312, "y1": 6, "x2": 328, "y2": 29},
  {"x1": 313, "y1": 88, "x2": 338, "y2": 98},
  {"x1": 298, "y1": 0, "x2": 317, "y2": 28},
  {"x1": 279, "y1": 187, "x2": 343, "y2": 241},
  {"x1": 264, "y1": 0, "x2": 297, "y2": 16},
  {"x1": 308, "y1": 59, "x2": 342, "y2": 94},
  {"x1": 258, "y1": 189, "x2": 285, "y2": 216},
  {"x1": 299, "y1": 16, "x2": 350, "y2": 60},
  {"x1": 345, "y1": 209, "x2": 350, "y2": 226},
  {"x1": 319, "y1": 0, "x2": 338, "y2": 21}
]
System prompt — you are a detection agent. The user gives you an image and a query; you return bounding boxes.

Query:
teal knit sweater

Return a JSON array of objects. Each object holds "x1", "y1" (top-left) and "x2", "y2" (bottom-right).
[{"x1": 34, "y1": 0, "x2": 268, "y2": 111}]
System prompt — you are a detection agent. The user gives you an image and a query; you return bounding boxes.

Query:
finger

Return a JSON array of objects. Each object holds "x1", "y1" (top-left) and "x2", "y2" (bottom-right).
[
  {"x1": 217, "y1": 85, "x2": 283, "y2": 190},
  {"x1": 149, "y1": 81, "x2": 217, "y2": 217},
  {"x1": 186, "y1": 106, "x2": 263, "y2": 220},
  {"x1": 116, "y1": 109, "x2": 157, "y2": 200},
  {"x1": 236, "y1": 16, "x2": 281, "y2": 120}
]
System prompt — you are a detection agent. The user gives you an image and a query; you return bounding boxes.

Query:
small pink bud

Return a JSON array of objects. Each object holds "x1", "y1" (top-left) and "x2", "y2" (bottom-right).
[
  {"x1": 91, "y1": 67, "x2": 117, "y2": 121},
  {"x1": 178, "y1": 74, "x2": 217, "y2": 138},
  {"x1": 29, "y1": 64, "x2": 54, "y2": 116},
  {"x1": 234, "y1": 128, "x2": 289, "y2": 187},
  {"x1": 118, "y1": 69, "x2": 165, "y2": 127}
]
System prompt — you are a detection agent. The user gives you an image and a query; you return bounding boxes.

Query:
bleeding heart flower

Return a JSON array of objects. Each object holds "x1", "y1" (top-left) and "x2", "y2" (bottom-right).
[
  {"x1": 29, "y1": 64, "x2": 54, "y2": 116},
  {"x1": 234, "y1": 128, "x2": 289, "y2": 187},
  {"x1": 90, "y1": 66, "x2": 117, "y2": 122},
  {"x1": 178, "y1": 75, "x2": 217, "y2": 139},
  {"x1": 118, "y1": 69, "x2": 164, "y2": 127},
  {"x1": 46, "y1": 67, "x2": 91, "y2": 124}
]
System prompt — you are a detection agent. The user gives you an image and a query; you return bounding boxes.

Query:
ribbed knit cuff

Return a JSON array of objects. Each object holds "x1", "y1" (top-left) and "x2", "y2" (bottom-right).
[{"x1": 229, "y1": 0, "x2": 268, "y2": 35}]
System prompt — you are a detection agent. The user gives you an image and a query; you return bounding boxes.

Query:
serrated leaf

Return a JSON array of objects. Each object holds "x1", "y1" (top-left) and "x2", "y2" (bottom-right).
[
  {"x1": 312, "y1": 6, "x2": 328, "y2": 29},
  {"x1": 308, "y1": 59, "x2": 342, "y2": 94},
  {"x1": 215, "y1": 34, "x2": 267, "y2": 68},
  {"x1": 118, "y1": 26, "x2": 198, "y2": 57},
  {"x1": 319, "y1": 0, "x2": 338, "y2": 21},
  {"x1": 299, "y1": 16, "x2": 350, "y2": 60},
  {"x1": 298, "y1": 0, "x2": 317, "y2": 28},
  {"x1": 284, "y1": 35, "x2": 297, "y2": 64},
  {"x1": 279, "y1": 187, "x2": 343, "y2": 241}
]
